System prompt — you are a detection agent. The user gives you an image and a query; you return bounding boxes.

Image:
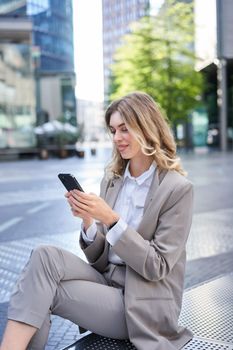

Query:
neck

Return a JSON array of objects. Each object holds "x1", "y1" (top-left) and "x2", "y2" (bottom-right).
[{"x1": 129, "y1": 156, "x2": 153, "y2": 177}]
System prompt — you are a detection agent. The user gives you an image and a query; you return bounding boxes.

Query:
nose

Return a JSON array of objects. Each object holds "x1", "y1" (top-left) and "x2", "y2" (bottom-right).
[{"x1": 113, "y1": 129, "x2": 123, "y2": 142}]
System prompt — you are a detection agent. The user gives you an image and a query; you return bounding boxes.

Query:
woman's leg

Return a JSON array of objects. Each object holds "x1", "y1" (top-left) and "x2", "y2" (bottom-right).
[
  {"x1": 51, "y1": 279, "x2": 128, "y2": 340},
  {"x1": 28, "y1": 279, "x2": 128, "y2": 350},
  {"x1": 26, "y1": 312, "x2": 51, "y2": 350},
  {"x1": 0, "y1": 321, "x2": 37, "y2": 350},
  {"x1": 1, "y1": 245, "x2": 109, "y2": 350},
  {"x1": 28, "y1": 264, "x2": 128, "y2": 349}
]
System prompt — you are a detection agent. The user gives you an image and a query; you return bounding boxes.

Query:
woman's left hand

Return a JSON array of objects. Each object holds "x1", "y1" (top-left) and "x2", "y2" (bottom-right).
[{"x1": 68, "y1": 190, "x2": 119, "y2": 227}]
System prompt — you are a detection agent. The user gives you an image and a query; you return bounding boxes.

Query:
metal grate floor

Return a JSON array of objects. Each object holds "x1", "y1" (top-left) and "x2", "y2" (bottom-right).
[
  {"x1": 62, "y1": 333, "x2": 136, "y2": 350},
  {"x1": 63, "y1": 335, "x2": 233, "y2": 350},
  {"x1": 183, "y1": 338, "x2": 233, "y2": 350},
  {"x1": 179, "y1": 274, "x2": 233, "y2": 344},
  {"x1": 62, "y1": 274, "x2": 233, "y2": 350}
]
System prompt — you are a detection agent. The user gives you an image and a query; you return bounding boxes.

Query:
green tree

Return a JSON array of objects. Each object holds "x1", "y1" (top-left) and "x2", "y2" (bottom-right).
[{"x1": 110, "y1": 0, "x2": 203, "y2": 124}]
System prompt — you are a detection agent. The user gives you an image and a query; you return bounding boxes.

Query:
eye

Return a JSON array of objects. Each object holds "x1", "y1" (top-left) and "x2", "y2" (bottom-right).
[
  {"x1": 121, "y1": 128, "x2": 128, "y2": 133},
  {"x1": 109, "y1": 129, "x2": 115, "y2": 134}
]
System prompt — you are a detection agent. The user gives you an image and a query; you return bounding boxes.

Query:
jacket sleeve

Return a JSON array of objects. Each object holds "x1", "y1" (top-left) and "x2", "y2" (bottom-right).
[
  {"x1": 79, "y1": 176, "x2": 110, "y2": 272},
  {"x1": 111, "y1": 181, "x2": 193, "y2": 281}
]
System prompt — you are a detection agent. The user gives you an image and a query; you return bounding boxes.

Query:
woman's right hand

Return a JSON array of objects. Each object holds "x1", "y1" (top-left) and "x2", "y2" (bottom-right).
[{"x1": 65, "y1": 192, "x2": 94, "y2": 230}]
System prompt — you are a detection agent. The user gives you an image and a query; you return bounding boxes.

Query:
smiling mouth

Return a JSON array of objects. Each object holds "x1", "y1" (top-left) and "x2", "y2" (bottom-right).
[{"x1": 118, "y1": 145, "x2": 128, "y2": 152}]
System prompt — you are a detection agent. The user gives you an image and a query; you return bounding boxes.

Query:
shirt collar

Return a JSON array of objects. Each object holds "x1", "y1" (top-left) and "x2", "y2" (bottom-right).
[{"x1": 124, "y1": 161, "x2": 156, "y2": 185}]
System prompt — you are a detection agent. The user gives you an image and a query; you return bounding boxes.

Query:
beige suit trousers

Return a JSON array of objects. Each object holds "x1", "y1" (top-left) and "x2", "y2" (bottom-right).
[{"x1": 8, "y1": 245, "x2": 128, "y2": 350}]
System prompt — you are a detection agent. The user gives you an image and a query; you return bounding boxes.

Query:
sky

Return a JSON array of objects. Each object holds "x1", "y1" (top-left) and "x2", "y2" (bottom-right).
[{"x1": 73, "y1": 0, "x2": 104, "y2": 102}]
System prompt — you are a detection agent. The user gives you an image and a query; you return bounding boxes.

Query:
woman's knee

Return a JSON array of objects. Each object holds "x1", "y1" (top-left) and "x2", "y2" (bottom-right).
[
  {"x1": 30, "y1": 245, "x2": 60, "y2": 268},
  {"x1": 29, "y1": 245, "x2": 63, "y2": 282}
]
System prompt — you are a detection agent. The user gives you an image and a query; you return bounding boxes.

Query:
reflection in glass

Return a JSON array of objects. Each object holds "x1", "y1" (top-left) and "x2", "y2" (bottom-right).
[
  {"x1": 0, "y1": 0, "x2": 74, "y2": 73},
  {"x1": 0, "y1": 44, "x2": 36, "y2": 148},
  {"x1": 0, "y1": 0, "x2": 76, "y2": 148}
]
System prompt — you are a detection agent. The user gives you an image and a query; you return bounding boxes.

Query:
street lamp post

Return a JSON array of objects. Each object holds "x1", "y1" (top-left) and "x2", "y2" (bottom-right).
[
  {"x1": 216, "y1": 0, "x2": 228, "y2": 152},
  {"x1": 217, "y1": 59, "x2": 227, "y2": 152},
  {"x1": 31, "y1": 45, "x2": 41, "y2": 125}
]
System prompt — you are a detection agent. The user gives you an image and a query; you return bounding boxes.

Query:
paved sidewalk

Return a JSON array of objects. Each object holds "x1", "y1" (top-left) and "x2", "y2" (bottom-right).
[{"x1": 0, "y1": 150, "x2": 233, "y2": 349}]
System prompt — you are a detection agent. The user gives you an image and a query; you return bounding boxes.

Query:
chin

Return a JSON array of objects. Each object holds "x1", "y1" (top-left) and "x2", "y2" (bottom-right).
[
  {"x1": 120, "y1": 152, "x2": 132, "y2": 159},
  {"x1": 121, "y1": 156, "x2": 131, "y2": 160}
]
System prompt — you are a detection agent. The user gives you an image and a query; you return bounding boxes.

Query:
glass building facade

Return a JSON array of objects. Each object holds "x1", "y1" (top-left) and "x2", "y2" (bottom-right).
[
  {"x1": 0, "y1": 0, "x2": 76, "y2": 153},
  {"x1": 28, "y1": 0, "x2": 74, "y2": 74},
  {"x1": 102, "y1": 0, "x2": 150, "y2": 102},
  {"x1": 0, "y1": 42, "x2": 36, "y2": 149},
  {"x1": 0, "y1": 0, "x2": 74, "y2": 73},
  {"x1": 195, "y1": 0, "x2": 233, "y2": 150}
]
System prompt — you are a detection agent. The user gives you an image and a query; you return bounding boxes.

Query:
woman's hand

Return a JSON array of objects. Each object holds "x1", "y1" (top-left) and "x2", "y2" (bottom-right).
[
  {"x1": 65, "y1": 192, "x2": 93, "y2": 230},
  {"x1": 67, "y1": 190, "x2": 119, "y2": 227}
]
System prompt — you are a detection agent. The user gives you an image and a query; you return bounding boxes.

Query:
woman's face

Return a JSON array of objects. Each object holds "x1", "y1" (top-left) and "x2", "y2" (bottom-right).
[{"x1": 109, "y1": 111, "x2": 142, "y2": 160}]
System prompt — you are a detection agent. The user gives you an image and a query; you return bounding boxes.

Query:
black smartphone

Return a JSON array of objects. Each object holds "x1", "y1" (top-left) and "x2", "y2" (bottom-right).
[{"x1": 58, "y1": 173, "x2": 84, "y2": 192}]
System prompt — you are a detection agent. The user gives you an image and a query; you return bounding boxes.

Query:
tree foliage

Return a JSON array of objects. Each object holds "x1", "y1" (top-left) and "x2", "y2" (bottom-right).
[{"x1": 109, "y1": 0, "x2": 203, "y2": 123}]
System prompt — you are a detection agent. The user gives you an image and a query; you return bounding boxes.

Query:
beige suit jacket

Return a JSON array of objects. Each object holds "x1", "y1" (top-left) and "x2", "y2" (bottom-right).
[{"x1": 80, "y1": 168, "x2": 193, "y2": 350}]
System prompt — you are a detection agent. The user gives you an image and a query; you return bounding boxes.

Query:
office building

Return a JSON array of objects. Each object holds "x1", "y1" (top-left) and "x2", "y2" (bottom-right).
[
  {"x1": 0, "y1": 16, "x2": 36, "y2": 151},
  {"x1": 195, "y1": 0, "x2": 233, "y2": 150},
  {"x1": 0, "y1": 0, "x2": 76, "y2": 154},
  {"x1": 102, "y1": 0, "x2": 150, "y2": 102},
  {"x1": 77, "y1": 99, "x2": 105, "y2": 142}
]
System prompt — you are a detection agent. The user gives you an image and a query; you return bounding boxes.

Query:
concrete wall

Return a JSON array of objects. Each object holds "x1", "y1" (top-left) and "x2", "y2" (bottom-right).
[
  {"x1": 40, "y1": 76, "x2": 62, "y2": 121},
  {"x1": 195, "y1": 0, "x2": 233, "y2": 69},
  {"x1": 76, "y1": 99, "x2": 105, "y2": 140},
  {"x1": 195, "y1": 0, "x2": 217, "y2": 70},
  {"x1": 218, "y1": 0, "x2": 233, "y2": 58}
]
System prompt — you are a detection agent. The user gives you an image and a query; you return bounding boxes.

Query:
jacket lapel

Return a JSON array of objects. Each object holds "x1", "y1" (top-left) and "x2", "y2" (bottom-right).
[
  {"x1": 105, "y1": 176, "x2": 123, "y2": 209},
  {"x1": 143, "y1": 168, "x2": 160, "y2": 214},
  {"x1": 137, "y1": 169, "x2": 167, "y2": 238}
]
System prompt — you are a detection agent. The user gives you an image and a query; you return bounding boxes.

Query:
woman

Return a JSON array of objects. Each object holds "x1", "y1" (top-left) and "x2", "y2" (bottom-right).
[{"x1": 0, "y1": 91, "x2": 193, "y2": 350}]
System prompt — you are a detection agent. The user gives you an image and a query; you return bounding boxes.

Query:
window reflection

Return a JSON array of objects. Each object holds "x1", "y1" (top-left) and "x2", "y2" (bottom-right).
[
  {"x1": 0, "y1": 44, "x2": 36, "y2": 148},
  {"x1": 0, "y1": 0, "x2": 74, "y2": 73},
  {"x1": 27, "y1": 0, "x2": 49, "y2": 15}
]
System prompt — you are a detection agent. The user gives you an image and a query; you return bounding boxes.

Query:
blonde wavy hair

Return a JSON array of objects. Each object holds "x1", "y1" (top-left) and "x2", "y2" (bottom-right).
[{"x1": 105, "y1": 91, "x2": 187, "y2": 177}]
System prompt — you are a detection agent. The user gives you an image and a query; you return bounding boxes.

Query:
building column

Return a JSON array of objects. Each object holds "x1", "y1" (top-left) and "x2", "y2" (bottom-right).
[{"x1": 217, "y1": 58, "x2": 227, "y2": 151}]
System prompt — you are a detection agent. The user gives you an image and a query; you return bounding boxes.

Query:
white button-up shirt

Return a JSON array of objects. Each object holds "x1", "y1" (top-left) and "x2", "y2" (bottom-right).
[{"x1": 81, "y1": 161, "x2": 156, "y2": 264}]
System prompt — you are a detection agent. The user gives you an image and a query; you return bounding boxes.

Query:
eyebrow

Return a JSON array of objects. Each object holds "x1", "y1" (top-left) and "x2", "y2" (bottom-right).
[{"x1": 109, "y1": 123, "x2": 126, "y2": 129}]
